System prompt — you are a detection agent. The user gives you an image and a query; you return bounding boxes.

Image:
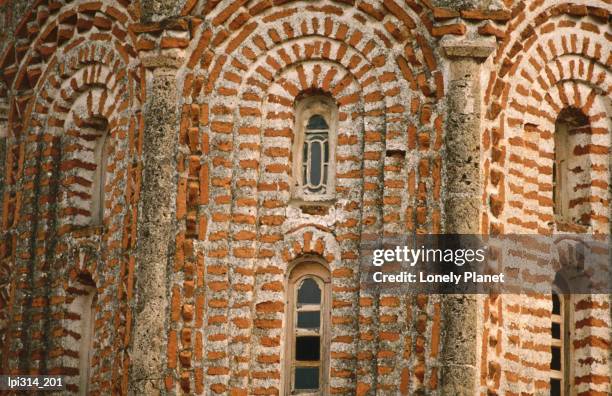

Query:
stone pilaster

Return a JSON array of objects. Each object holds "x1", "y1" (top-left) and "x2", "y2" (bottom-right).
[
  {"x1": 439, "y1": 37, "x2": 495, "y2": 396},
  {"x1": 129, "y1": 52, "x2": 182, "y2": 396}
]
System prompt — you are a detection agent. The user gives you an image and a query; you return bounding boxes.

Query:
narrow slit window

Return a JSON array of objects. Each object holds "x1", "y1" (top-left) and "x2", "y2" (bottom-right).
[
  {"x1": 553, "y1": 107, "x2": 591, "y2": 228},
  {"x1": 91, "y1": 133, "x2": 108, "y2": 225},
  {"x1": 81, "y1": 116, "x2": 109, "y2": 227},
  {"x1": 553, "y1": 121, "x2": 570, "y2": 223}
]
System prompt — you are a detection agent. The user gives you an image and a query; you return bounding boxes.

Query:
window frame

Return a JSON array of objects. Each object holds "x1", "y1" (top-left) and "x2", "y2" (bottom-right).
[
  {"x1": 550, "y1": 287, "x2": 573, "y2": 396},
  {"x1": 292, "y1": 96, "x2": 337, "y2": 202},
  {"x1": 284, "y1": 260, "x2": 331, "y2": 395},
  {"x1": 552, "y1": 107, "x2": 591, "y2": 231},
  {"x1": 91, "y1": 131, "x2": 108, "y2": 226}
]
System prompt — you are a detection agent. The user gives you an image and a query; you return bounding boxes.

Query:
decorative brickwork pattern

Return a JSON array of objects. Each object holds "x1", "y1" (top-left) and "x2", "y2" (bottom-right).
[
  {"x1": 0, "y1": 1, "x2": 142, "y2": 393},
  {"x1": 481, "y1": 1, "x2": 611, "y2": 395},
  {"x1": 0, "y1": 1, "x2": 609, "y2": 395},
  {"x1": 172, "y1": 2, "x2": 445, "y2": 394}
]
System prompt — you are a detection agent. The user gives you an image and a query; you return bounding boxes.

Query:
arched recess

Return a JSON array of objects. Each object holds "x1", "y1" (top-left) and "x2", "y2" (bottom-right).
[
  {"x1": 480, "y1": 3, "x2": 611, "y2": 395},
  {"x1": 284, "y1": 257, "x2": 332, "y2": 395},
  {"x1": 64, "y1": 266, "x2": 98, "y2": 395},
  {"x1": 553, "y1": 106, "x2": 594, "y2": 230},
  {"x1": 171, "y1": 1, "x2": 445, "y2": 394},
  {"x1": 0, "y1": 2, "x2": 142, "y2": 393}
]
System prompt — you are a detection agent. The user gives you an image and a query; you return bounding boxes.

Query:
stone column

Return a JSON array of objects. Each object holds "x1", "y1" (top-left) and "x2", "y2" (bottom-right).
[
  {"x1": 130, "y1": 64, "x2": 180, "y2": 395},
  {"x1": 439, "y1": 37, "x2": 495, "y2": 396},
  {"x1": 129, "y1": 46, "x2": 183, "y2": 396},
  {"x1": 129, "y1": 2, "x2": 184, "y2": 393}
]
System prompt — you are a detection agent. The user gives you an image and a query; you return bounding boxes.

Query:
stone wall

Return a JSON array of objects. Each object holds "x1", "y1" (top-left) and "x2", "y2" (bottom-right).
[{"x1": 0, "y1": 0, "x2": 609, "y2": 395}]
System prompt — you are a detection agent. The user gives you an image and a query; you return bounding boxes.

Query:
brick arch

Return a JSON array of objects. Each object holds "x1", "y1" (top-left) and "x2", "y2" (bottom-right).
[
  {"x1": 0, "y1": 3, "x2": 141, "y2": 392},
  {"x1": 0, "y1": 2, "x2": 138, "y2": 97},
  {"x1": 203, "y1": 59, "x2": 375, "y2": 394},
  {"x1": 484, "y1": 8, "x2": 611, "y2": 235},
  {"x1": 19, "y1": 39, "x2": 138, "y2": 239},
  {"x1": 174, "y1": 2, "x2": 444, "y2": 394},
  {"x1": 184, "y1": 1, "x2": 440, "y2": 101},
  {"x1": 251, "y1": 64, "x2": 371, "y2": 393},
  {"x1": 488, "y1": 1, "x2": 610, "y2": 72},
  {"x1": 186, "y1": 0, "x2": 434, "y2": 69},
  {"x1": 500, "y1": 69, "x2": 610, "y2": 233},
  {"x1": 40, "y1": 57, "x2": 134, "y2": 229},
  {"x1": 282, "y1": 226, "x2": 339, "y2": 269},
  {"x1": 480, "y1": 4, "x2": 611, "y2": 396}
]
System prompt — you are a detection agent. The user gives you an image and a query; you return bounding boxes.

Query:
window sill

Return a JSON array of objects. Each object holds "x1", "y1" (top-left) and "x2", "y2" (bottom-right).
[
  {"x1": 289, "y1": 198, "x2": 336, "y2": 206},
  {"x1": 289, "y1": 198, "x2": 336, "y2": 216}
]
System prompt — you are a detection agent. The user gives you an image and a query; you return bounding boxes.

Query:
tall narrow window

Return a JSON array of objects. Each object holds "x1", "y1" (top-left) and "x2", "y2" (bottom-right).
[
  {"x1": 91, "y1": 133, "x2": 108, "y2": 225},
  {"x1": 550, "y1": 289, "x2": 571, "y2": 396},
  {"x1": 293, "y1": 97, "x2": 336, "y2": 200},
  {"x1": 68, "y1": 278, "x2": 97, "y2": 395},
  {"x1": 553, "y1": 122, "x2": 570, "y2": 222},
  {"x1": 285, "y1": 261, "x2": 330, "y2": 395},
  {"x1": 78, "y1": 116, "x2": 110, "y2": 226},
  {"x1": 553, "y1": 108, "x2": 591, "y2": 228},
  {"x1": 303, "y1": 115, "x2": 329, "y2": 194}
]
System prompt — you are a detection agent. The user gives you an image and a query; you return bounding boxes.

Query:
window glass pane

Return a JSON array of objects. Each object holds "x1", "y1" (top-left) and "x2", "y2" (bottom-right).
[
  {"x1": 323, "y1": 164, "x2": 328, "y2": 185},
  {"x1": 324, "y1": 140, "x2": 329, "y2": 162},
  {"x1": 307, "y1": 115, "x2": 328, "y2": 130},
  {"x1": 550, "y1": 378, "x2": 561, "y2": 396},
  {"x1": 295, "y1": 367, "x2": 319, "y2": 390},
  {"x1": 297, "y1": 311, "x2": 320, "y2": 329},
  {"x1": 295, "y1": 336, "x2": 320, "y2": 361},
  {"x1": 550, "y1": 346, "x2": 561, "y2": 370},
  {"x1": 310, "y1": 141, "x2": 322, "y2": 186},
  {"x1": 552, "y1": 293, "x2": 560, "y2": 315},
  {"x1": 298, "y1": 279, "x2": 321, "y2": 304},
  {"x1": 551, "y1": 322, "x2": 561, "y2": 340}
]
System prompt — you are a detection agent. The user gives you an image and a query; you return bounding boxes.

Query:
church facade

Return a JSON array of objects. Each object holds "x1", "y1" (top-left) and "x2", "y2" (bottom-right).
[{"x1": 0, "y1": 0, "x2": 610, "y2": 394}]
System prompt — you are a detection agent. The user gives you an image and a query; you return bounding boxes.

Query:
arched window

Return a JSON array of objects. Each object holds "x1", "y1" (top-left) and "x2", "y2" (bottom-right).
[
  {"x1": 91, "y1": 133, "x2": 108, "y2": 225},
  {"x1": 285, "y1": 261, "x2": 331, "y2": 395},
  {"x1": 68, "y1": 276, "x2": 97, "y2": 395},
  {"x1": 553, "y1": 107, "x2": 590, "y2": 228},
  {"x1": 85, "y1": 117, "x2": 109, "y2": 226},
  {"x1": 293, "y1": 97, "x2": 337, "y2": 200},
  {"x1": 550, "y1": 288, "x2": 571, "y2": 396}
]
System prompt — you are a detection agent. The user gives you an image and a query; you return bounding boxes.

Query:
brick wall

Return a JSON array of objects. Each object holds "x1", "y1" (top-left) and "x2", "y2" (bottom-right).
[
  {"x1": 0, "y1": 1, "x2": 142, "y2": 393},
  {"x1": 0, "y1": 0, "x2": 609, "y2": 395},
  {"x1": 481, "y1": 1, "x2": 611, "y2": 395}
]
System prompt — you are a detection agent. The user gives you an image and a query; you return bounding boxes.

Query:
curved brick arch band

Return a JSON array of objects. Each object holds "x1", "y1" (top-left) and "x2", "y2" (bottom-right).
[
  {"x1": 0, "y1": 2, "x2": 142, "y2": 394},
  {"x1": 480, "y1": 3, "x2": 611, "y2": 396}
]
